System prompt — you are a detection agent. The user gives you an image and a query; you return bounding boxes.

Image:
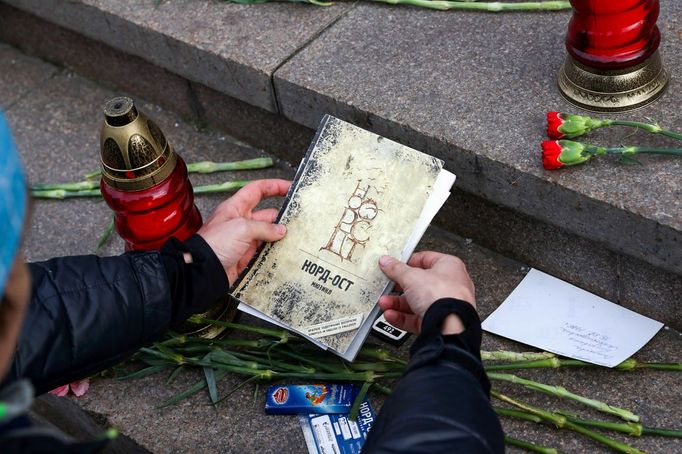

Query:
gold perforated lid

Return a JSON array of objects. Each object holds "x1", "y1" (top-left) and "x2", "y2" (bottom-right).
[{"x1": 100, "y1": 97, "x2": 176, "y2": 191}]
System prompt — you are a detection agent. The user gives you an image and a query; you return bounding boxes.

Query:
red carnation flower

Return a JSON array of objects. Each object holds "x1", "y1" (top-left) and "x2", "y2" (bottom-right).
[
  {"x1": 542, "y1": 140, "x2": 564, "y2": 169},
  {"x1": 546, "y1": 112, "x2": 565, "y2": 140},
  {"x1": 545, "y1": 112, "x2": 605, "y2": 140}
]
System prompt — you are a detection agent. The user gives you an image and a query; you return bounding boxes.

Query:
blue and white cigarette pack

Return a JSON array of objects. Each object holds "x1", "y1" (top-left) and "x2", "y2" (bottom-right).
[
  {"x1": 299, "y1": 398, "x2": 376, "y2": 454},
  {"x1": 265, "y1": 384, "x2": 359, "y2": 414}
]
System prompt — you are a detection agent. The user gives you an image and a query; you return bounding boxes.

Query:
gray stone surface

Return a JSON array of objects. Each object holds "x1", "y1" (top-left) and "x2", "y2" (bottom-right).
[
  {"x1": 0, "y1": 3, "x2": 317, "y2": 160},
  {"x1": 31, "y1": 394, "x2": 149, "y2": 453},
  {"x1": 274, "y1": 3, "x2": 682, "y2": 276},
  {"x1": 439, "y1": 189, "x2": 682, "y2": 328},
  {"x1": 4, "y1": 0, "x2": 354, "y2": 111},
  {"x1": 0, "y1": 42, "x2": 56, "y2": 110},
  {"x1": 194, "y1": 82, "x2": 315, "y2": 163},
  {"x1": 0, "y1": 3, "x2": 200, "y2": 123},
  {"x1": 3, "y1": 24, "x2": 680, "y2": 454}
]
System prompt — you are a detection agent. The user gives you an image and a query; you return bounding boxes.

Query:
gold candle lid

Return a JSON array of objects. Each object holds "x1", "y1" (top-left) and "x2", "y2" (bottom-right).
[{"x1": 100, "y1": 97, "x2": 176, "y2": 191}]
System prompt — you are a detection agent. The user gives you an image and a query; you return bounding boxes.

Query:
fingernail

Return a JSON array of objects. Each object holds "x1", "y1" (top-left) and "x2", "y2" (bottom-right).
[
  {"x1": 379, "y1": 256, "x2": 393, "y2": 267},
  {"x1": 277, "y1": 224, "x2": 286, "y2": 235}
]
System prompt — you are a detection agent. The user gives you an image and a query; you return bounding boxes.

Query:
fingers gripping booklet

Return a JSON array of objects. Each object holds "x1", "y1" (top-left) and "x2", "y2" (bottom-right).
[{"x1": 233, "y1": 115, "x2": 455, "y2": 361}]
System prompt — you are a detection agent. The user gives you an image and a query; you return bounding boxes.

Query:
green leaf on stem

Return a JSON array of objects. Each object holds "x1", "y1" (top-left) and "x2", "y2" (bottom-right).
[
  {"x1": 160, "y1": 371, "x2": 228, "y2": 408},
  {"x1": 95, "y1": 217, "x2": 115, "y2": 255},
  {"x1": 202, "y1": 353, "x2": 219, "y2": 404},
  {"x1": 167, "y1": 366, "x2": 184, "y2": 384},
  {"x1": 349, "y1": 381, "x2": 372, "y2": 421}
]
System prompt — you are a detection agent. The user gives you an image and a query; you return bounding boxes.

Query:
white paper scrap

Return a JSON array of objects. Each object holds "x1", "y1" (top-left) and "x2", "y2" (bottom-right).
[{"x1": 482, "y1": 269, "x2": 664, "y2": 368}]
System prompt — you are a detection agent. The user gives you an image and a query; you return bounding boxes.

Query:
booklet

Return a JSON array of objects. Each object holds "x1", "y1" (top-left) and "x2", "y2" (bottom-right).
[
  {"x1": 233, "y1": 115, "x2": 455, "y2": 361},
  {"x1": 299, "y1": 398, "x2": 376, "y2": 454}
]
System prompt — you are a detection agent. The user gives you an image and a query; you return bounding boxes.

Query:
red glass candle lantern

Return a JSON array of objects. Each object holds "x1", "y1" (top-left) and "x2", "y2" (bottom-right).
[
  {"x1": 558, "y1": 0, "x2": 669, "y2": 111},
  {"x1": 99, "y1": 97, "x2": 202, "y2": 251}
]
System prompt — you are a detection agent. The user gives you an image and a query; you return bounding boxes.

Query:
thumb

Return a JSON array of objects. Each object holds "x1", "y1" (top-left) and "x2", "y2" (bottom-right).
[
  {"x1": 379, "y1": 256, "x2": 412, "y2": 288},
  {"x1": 241, "y1": 220, "x2": 287, "y2": 243}
]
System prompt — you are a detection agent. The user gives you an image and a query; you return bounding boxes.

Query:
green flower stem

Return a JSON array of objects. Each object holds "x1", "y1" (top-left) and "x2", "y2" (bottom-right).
[
  {"x1": 84, "y1": 169, "x2": 102, "y2": 180},
  {"x1": 270, "y1": 349, "x2": 345, "y2": 374},
  {"x1": 484, "y1": 357, "x2": 682, "y2": 372},
  {"x1": 194, "y1": 180, "x2": 251, "y2": 194},
  {"x1": 193, "y1": 356, "x2": 271, "y2": 372},
  {"x1": 31, "y1": 188, "x2": 102, "y2": 199},
  {"x1": 159, "y1": 345, "x2": 377, "y2": 382},
  {"x1": 159, "y1": 334, "x2": 274, "y2": 350},
  {"x1": 348, "y1": 362, "x2": 405, "y2": 372},
  {"x1": 371, "y1": 0, "x2": 571, "y2": 12},
  {"x1": 84, "y1": 158, "x2": 274, "y2": 180},
  {"x1": 31, "y1": 180, "x2": 100, "y2": 191},
  {"x1": 642, "y1": 427, "x2": 682, "y2": 438},
  {"x1": 210, "y1": 338, "x2": 278, "y2": 349},
  {"x1": 193, "y1": 180, "x2": 250, "y2": 194},
  {"x1": 169, "y1": 345, "x2": 213, "y2": 356},
  {"x1": 557, "y1": 412, "x2": 682, "y2": 438},
  {"x1": 482, "y1": 351, "x2": 556, "y2": 362},
  {"x1": 187, "y1": 316, "x2": 298, "y2": 343},
  {"x1": 31, "y1": 181, "x2": 252, "y2": 199},
  {"x1": 187, "y1": 158, "x2": 273, "y2": 173},
  {"x1": 492, "y1": 390, "x2": 646, "y2": 454},
  {"x1": 277, "y1": 370, "x2": 378, "y2": 383},
  {"x1": 494, "y1": 406, "x2": 544, "y2": 424},
  {"x1": 138, "y1": 347, "x2": 186, "y2": 365},
  {"x1": 504, "y1": 436, "x2": 561, "y2": 454},
  {"x1": 605, "y1": 120, "x2": 682, "y2": 141},
  {"x1": 488, "y1": 373, "x2": 639, "y2": 422},
  {"x1": 220, "y1": 0, "x2": 333, "y2": 6},
  {"x1": 230, "y1": 351, "x2": 316, "y2": 373},
  {"x1": 193, "y1": 361, "x2": 275, "y2": 378},
  {"x1": 358, "y1": 346, "x2": 407, "y2": 364},
  {"x1": 586, "y1": 145, "x2": 682, "y2": 158}
]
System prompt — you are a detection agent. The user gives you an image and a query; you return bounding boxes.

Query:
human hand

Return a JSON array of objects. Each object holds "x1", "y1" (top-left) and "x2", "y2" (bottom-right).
[
  {"x1": 378, "y1": 252, "x2": 476, "y2": 334},
  {"x1": 197, "y1": 179, "x2": 291, "y2": 284}
]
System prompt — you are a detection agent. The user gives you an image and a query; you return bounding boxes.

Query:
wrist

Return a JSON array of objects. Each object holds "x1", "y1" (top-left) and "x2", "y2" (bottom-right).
[{"x1": 441, "y1": 313, "x2": 465, "y2": 335}]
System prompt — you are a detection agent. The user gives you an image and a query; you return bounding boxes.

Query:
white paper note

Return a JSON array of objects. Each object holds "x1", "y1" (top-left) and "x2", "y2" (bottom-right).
[{"x1": 482, "y1": 269, "x2": 663, "y2": 367}]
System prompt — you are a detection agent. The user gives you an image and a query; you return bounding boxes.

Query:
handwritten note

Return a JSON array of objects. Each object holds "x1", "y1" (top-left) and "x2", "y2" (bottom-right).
[{"x1": 482, "y1": 269, "x2": 663, "y2": 367}]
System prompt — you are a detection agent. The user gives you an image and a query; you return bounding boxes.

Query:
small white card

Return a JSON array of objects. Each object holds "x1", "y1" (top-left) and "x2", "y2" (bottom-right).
[{"x1": 482, "y1": 269, "x2": 663, "y2": 368}]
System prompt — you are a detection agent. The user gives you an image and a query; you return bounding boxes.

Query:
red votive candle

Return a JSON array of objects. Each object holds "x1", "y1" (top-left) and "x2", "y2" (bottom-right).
[
  {"x1": 566, "y1": 0, "x2": 661, "y2": 70},
  {"x1": 99, "y1": 97, "x2": 202, "y2": 251}
]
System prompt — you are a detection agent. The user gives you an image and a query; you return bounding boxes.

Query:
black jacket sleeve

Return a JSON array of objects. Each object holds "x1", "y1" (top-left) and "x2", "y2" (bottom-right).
[
  {"x1": 362, "y1": 298, "x2": 505, "y2": 454},
  {"x1": 3, "y1": 234, "x2": 228, "y2": 395}
]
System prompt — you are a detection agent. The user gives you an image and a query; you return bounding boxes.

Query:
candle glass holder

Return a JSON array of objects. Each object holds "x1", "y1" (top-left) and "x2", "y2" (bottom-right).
[{"x1": 558, "y1": 0, "x2": 669, "y2": 112}]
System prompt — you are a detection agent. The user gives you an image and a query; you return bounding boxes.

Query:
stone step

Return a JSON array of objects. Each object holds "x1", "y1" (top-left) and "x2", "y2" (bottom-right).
[
  {"x1": 2, "y1": 41, "x2": 680, "y2": 454},
  {"x1": 0, "y1": 0, "x2": 680, "y2": 328}
]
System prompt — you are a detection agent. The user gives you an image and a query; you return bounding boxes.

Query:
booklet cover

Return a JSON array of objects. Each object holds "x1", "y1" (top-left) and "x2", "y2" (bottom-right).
[{"x1": 233, "y1": 115, "x2": 455, "y2": 360}]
